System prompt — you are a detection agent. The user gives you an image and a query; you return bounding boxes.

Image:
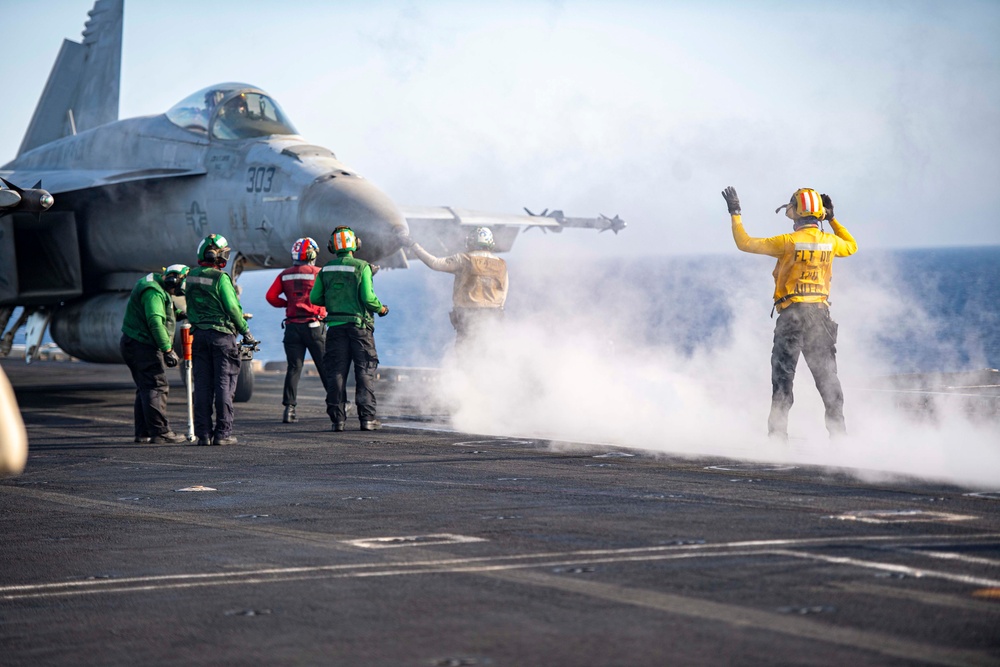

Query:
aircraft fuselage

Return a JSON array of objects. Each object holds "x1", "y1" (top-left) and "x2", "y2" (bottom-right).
[{"x1": 5, "y1": 112, "x2": 406, "y2": 290}]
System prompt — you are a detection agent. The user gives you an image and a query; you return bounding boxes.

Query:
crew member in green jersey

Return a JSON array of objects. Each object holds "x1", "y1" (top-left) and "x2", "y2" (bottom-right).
[
  {"x1": 185, "y1": 234, "x2": 256, "y2": 445},
  {"x1": 120, "y1": 264, "x2": 189, "y2": 444},
  {"x1": 310, "y1": 226, "x2": 389, "y2": 432}
]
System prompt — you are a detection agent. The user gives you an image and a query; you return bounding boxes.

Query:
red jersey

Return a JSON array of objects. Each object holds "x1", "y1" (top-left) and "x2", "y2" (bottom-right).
[{"x1": 266, "y1": 265, "x2": 326, "y2": 323}]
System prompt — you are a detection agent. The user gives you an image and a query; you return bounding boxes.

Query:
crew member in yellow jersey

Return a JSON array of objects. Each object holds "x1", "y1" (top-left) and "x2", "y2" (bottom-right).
[{"x1": 721, "y1": 186, "x2": 858, "y2": 439}]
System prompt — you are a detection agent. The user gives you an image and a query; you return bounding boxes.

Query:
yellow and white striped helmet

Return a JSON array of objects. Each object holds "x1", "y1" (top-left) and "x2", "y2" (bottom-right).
[{"x1": 776, "y1": 188, "x2": 825, "y2": 220}]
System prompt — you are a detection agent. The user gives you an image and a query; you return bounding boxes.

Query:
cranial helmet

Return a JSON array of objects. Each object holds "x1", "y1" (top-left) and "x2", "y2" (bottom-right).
[
  {"x1": 329, "y1": 226, "x2": 359, "y2": 253},
  {"x1": 162, "y1": 264, "x2": 190, "y2": 296},
  {"x1": 467, "y1": 226, "x2": 495, "y2": 251},
  {"x1": 197, "y1": 233, "x2": 232, "y2": 266},
  {"x1": 775, "y1": 188, "x2": 825, "y2": 221},
  {"x1": 291, "y1": 237, "x2": 319, "y2": 262}
]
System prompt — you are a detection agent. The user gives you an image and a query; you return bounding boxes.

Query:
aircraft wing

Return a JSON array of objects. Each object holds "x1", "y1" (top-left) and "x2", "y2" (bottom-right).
[
  {"x1": 400, "y1": 206, "x2": 625, "y2": 254},
  {"x1": 0, "y1": 167, "x2": 206, "y2": 195}
]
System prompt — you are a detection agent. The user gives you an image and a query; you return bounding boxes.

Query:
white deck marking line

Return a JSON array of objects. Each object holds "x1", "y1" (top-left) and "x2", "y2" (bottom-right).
[
  {"x1": 343, "y1": 534, "x2": 487, "y2": 548},
  {"x1": 829, "y1": 510, "x2": 976, "y2": 524},
  {"x1": 773, "y1": 550, "x2": 1000, "y2": 588},
  {"x1": 4, "y1": 531, "x2": 1000, "y2": 595},
  {"x1": 110, "y1": 460, "x2": 219, "y2": 469},
  {"x1": 0, "y1": 548, "x2": 797, "y2": 600},
  {"x1": 896, "y1": 549, "x2": 1000, "y2": 568},
  {"x1": 5, "y1": 535, "x2": 1000, "y2": 599},
  {"x1": 5, "y1": 562, "x2": 992, "y2": 666},
  {"x1": 451, "y1": 439, "x2": 537, "y2": 447},
  {"x1": 27, "y1": 412, "x2": 132, "y2": 426}
]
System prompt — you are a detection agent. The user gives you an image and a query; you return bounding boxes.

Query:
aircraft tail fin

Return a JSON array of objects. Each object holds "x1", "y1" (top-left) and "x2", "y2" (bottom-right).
[{"x1": 17, "y1": 0, "x2": 123, "y2": 157}]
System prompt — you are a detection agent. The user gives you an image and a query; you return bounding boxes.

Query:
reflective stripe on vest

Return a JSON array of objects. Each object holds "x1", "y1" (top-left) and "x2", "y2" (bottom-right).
[
  {"x1": 187, "y1": 276, "x2": 215, "y2": 286},
  {"x1": 321, "y1": 262, "x2": 366, "y2": 326},
  {"x1": 794, "y1": 242, "x2": 833, "y2": 252}
]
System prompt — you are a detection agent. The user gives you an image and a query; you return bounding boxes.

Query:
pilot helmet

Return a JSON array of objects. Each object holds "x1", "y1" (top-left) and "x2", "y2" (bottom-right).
[
  {"x1": 291, "y1": 237, "x2": 319, "y2": 262},
  {"x1": 198, "y1": 233, "x2": 232, "y2": 267},
  {"x1": 775, "y1": 188, "x2": 825, "y2": 222},
  {"x1": 467, "y1": 226, "x2": 495, "y2": 251},
  {"x1": 162, "y1": 264, "x2": 190, "y2": 296},
  {"x1": 329, "y1": 226, "x2": 359, "y2": 253}
]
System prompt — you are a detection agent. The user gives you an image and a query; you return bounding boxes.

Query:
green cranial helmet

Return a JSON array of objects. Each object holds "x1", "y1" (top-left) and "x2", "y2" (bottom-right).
[
  {"x1": 162, "y1": 264, "x2": 189, "y2": 296},
  {"x1": 197, "y1": 233, "x2": 232, "y2": 266},
  {"x1": 329, "y1": 226, "x2": 359, "y2": 253}
]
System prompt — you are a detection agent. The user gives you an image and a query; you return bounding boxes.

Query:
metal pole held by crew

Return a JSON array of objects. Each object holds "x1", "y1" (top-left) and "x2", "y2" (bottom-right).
[{"x1": 181, "y1": 322, "x2": 195, "y2": 442}]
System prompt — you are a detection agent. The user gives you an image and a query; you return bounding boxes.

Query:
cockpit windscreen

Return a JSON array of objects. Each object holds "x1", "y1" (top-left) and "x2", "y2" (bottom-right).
[{"x1": 166, "y1": 84, "x2": 298, "y2": 140}]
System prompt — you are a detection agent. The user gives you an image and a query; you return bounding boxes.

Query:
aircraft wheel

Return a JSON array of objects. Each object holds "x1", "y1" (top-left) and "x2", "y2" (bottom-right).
[{"x1": 234, "y1": 361, "x2": 254, "y2": 403}]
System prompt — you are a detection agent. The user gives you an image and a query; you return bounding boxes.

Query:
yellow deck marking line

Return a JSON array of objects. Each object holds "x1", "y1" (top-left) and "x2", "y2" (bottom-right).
[{"x1": 971, "y1": 588, "x2": 1000, "y2": 599}]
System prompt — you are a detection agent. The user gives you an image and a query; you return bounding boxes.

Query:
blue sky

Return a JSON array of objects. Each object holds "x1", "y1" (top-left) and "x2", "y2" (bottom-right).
[{"x1": 2, "y1": 0, "x2": 998, "y2": 255}]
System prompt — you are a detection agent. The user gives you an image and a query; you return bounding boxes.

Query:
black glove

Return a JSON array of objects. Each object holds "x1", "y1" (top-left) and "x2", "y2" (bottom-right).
[
  {"x1": 163, "y1": 350, "x2": 180, "y2": 368},
  {"x1": 821, "y1": 193, "x2": 834, "y2": 221},
  {"x1": 722, "y1": 186, "x2": 741, "y2": 215},
  {"x1": 378, "y1": 305, "x2": 389, "y2": 317},
  {"x1": 241, "y1": 332, "x2": 258, "y2": 347}
]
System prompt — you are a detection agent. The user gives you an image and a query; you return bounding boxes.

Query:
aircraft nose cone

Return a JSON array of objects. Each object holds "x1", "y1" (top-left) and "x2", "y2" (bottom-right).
[{"x1": 299, "y1": 172, "x2": 406, "y2": 263}]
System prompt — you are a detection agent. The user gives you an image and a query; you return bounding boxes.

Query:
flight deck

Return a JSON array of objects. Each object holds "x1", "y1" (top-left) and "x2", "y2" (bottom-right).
[{"x1": 2, "y1": 359, "x2": 999, "y2": 666}]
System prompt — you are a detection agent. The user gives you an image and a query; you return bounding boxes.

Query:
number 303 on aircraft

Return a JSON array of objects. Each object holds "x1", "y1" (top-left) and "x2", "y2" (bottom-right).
[{"x1": 246, "y1": 167, "x2": 275, "y2": 193}]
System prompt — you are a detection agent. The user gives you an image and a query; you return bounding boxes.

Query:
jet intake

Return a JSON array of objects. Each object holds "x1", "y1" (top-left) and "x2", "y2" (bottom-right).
[
  {"x1": 0, "y1": 212, "x2": 83, "y2": 306},
  {"x1": 49, "y1": 293, "x2": 130, "y2": 363}
]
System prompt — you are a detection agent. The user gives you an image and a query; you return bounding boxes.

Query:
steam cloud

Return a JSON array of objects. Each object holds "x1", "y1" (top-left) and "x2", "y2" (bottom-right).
[{"x1": 425, "y1": 252, "x2": 1000, "y2": 488}]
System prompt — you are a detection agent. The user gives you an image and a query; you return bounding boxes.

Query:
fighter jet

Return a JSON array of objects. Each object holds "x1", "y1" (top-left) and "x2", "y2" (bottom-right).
[{"x1": 0, "y1": 0, "x2": 624, "y2": 395}]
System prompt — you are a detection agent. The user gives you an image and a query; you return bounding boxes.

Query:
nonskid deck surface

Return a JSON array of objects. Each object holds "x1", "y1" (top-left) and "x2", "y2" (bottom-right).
[{"x1": 2, "y1": 360, "x2": 999, "y2": 666}]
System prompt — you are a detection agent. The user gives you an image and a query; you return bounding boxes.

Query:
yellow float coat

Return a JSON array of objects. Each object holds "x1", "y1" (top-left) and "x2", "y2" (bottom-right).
[{"x1": 731, "y1": 215, "x2": 858, "y2": 311}]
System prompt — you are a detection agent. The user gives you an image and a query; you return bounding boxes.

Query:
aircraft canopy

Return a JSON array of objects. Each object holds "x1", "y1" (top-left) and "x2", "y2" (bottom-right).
[{"x1": 166, "y1": 83, "x2": 298, "y2": 140}]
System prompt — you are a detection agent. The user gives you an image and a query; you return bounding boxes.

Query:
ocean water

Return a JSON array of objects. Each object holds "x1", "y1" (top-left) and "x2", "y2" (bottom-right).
[
  {"x1": 238, "y1": 245, "x2": 1000, "y2": 374},
  {"x1": 8, "y1": 246, "x2": 997, "y2": 375}
]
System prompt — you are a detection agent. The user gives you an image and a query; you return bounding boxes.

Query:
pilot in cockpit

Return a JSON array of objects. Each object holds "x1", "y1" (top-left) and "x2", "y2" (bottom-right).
[{"x1": 219, "y1": 95, "x2": 249, "y2": 118}]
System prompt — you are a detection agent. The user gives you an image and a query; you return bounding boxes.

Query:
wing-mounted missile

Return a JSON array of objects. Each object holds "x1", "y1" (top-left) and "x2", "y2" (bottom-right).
[
  {"x1": 0, "y1": 178, "x2": 54, "y2": 214},
  {"x1": 402, "y1": 205, "x2": 627, "y2": 254},
  {"x1": 524, "y1": 208, "x2": 626, "y2": 234},
  {"x1": 596, "y1": 213, "x2": 627, "y2": 234},
  {"x1": 523, "y1": 208, "x2": 561, "y2": 233}
]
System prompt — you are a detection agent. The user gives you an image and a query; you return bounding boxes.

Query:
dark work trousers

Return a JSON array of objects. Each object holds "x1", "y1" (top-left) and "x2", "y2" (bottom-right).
[
  {"x1": 120, "y1": 334, "x2": 171, "y2": 438},
  {"x1": 192, "y1": 328, "x2": 241, "y2": 440},
  {"x1": 450, "y1": 307, "x2": 504, "y2": 345},
  {"x1": 323, "y1": 324, "x2": 379, "y2": 425},
  {"x1": 768, "y1": 303, "x2": 846, "y2": 438},
  {"x1": 282, "y1": 321, "x2": 329, "y2": 406}
]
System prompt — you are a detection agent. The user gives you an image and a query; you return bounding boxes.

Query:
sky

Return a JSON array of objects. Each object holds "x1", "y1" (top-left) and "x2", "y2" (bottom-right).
[{"x1": 1, "y1": 0, "x2": 998, "y2": 258}]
